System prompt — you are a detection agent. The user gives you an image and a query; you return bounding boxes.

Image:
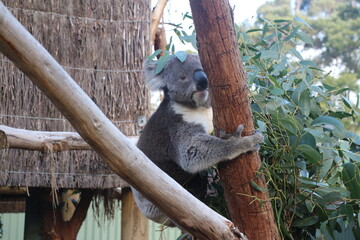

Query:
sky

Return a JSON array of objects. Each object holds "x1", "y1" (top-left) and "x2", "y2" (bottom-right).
[{"x1": 153, "y1": 0, "x2": 268, "y2": 52}]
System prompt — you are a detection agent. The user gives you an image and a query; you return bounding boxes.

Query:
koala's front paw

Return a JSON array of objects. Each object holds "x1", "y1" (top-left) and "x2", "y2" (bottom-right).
[
  {"x1": 243, "y1": 130, "x2": 264, "y2": 152},
  {"x1": 219, "y1": 124, "x2": 245, "y2": 139}
]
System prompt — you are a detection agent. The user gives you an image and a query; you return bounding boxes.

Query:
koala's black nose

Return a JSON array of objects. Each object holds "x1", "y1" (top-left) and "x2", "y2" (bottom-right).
[{"x1": 194, "y1": 70, "x2": 208, "y2": 91}]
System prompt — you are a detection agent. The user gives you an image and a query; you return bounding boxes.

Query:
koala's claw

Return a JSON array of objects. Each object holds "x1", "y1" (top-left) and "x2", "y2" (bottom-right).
[{"x1": 234, "y1": 124, "x2": 245, "y2": 138}]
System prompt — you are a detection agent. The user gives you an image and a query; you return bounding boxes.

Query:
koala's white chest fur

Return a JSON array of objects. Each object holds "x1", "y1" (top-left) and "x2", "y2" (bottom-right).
[{"x1": 172, "y1": 103, "x2": 214, "y2": 134}]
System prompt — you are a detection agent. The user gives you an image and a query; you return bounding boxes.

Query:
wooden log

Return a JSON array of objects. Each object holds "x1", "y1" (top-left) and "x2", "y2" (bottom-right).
[
  {"x1": 0, "y1": 3, "x2": 245, "y2": 239},
  {"x1": 189, "y1": 1, "x2": 280, "y2": 239},
  {"x1": 121, "y1": 189, "x2": 148, "y2": 240},
  {"x1": 0, "y1": 125, "x2": 138, "y2": 151}
]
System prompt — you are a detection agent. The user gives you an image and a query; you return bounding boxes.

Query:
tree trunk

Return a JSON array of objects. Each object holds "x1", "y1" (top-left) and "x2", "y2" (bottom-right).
[
  {"x1": 189, "y1": 1, "x2": 280, "y2": 239},
  {"x1": 24, "y1": 188, "x2": 93, "y2": 240},
  {"x1": 0, "y1": 3, "x2": 245, "y2": 239}
]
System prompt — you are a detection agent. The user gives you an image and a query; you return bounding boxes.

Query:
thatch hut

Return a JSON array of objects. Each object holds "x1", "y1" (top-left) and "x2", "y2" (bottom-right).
[
  {"x1": 0, "y1": 0, "x2": 149, "y2": 189},
  {"x1": 0, "y1": 0, "x2": 151, "y2": 238}
]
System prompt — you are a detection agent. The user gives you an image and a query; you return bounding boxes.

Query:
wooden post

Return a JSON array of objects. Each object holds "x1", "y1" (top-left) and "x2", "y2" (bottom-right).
[
  {"x1": 0, "y1": 3, "x2": 245, "y2": 239},
  {"x1": 24, "y1": 188, "x2": 93, "y2": 240},
  {"x1": 189, "y1": 1, "x2": 280, "y2": 239},
  {"x1": 121, "y1": 189, "x2": 148, "y2": 240}
]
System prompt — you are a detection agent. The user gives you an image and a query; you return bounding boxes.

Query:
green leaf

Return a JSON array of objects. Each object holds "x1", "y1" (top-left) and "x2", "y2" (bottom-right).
[
  {"x1": 274, "y1": 19, "x2": 291, "y2": 23},
  {"x1": 344, "y1": 150, "x2": 360, "y2": 162},
  {"x1": 334, "y1": 87, "x2": 350, "y2": 95},
  {"x1": 284, "y1": 26, "x2": 300, "y2": 41},
  {"x1": 311, "y1": 116, "x2": 346, "y2": 139},
  {"x1": 339, "y1": 204, "x2": 354, "y2": 222},
  {"x1": 341, "y1": 162, "x2": 360, "y2": 199},
  {"x1": 272, "y1": 114, "x2": 301, "y2": 135},
  {"x1": 246, "y1": 28, "x2": 262, "y2": 33},
  {"x1": 250, "y1": 181, "x2": 268, "y2": 192},
  {"x1": 271, "y1": 58, "x2": 287, "y2": 76},
  {"x1": 299, "y1": 60, "x2": 317, "y2": 66},
  {"x1": 296, "y1": 144, "x2": 322, "y2": 164},
  {"x1": 260, "y1": 50, "x2": 279, "y2": 60},
  {"x1": 342, "y1": 96, "x2": 353, "y2": 109},
  {"x1": 293, "y1": 216, "x2": 319, "y2": 227},
  {"x1": 155, "y1": 52, "x2": 171, "y2": 74},
  {"x1": 175, "y1": 51, "x2": 188, "y2": 63},
  {"x1": 269, "y1": 86, "x2": 284, "y2": 95},
  {"x1": 346, "y1": 132, "x2": 360, "y2": 145},
  {"x1": 147, "y1": 49, "x2": 163, "y2": 60},
  {"x1": 289, "y1": 48, "x2": 304, "y2": 60},
  {"x1": 293, "y1": 17, "x2": 313, "y2": 30},
  {"x1": 296, "y1": 31, "x2": 313, "y2": 45},
  {"x1": 299, "y1": 91, "x2": 311, "y2": 116},
  {"x1": 319, "y1": 149, "x2": 333, "y2": 180},
  {"x1": 299, "y1": 132, "x2": 317, "y2": 148},
  {"x1": 316, "y1": 192, "x2": 342, "y2": 205}
]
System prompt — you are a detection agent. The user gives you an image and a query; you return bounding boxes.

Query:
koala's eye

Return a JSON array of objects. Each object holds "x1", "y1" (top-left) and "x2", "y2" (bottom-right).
[{"x1": 180, "y1": 76, "x2": 186, "y2": 80}]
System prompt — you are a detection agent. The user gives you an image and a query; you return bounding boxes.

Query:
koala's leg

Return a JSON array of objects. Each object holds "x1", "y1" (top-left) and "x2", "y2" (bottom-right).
[{"x1": 131, "y1": 187, "x2": 175, "y2": 227}]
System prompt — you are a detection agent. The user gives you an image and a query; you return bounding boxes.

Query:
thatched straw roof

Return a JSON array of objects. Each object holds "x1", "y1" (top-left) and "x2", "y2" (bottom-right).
[{"x1": 0, "y1": 0, "x2": 150, "y2": 189}]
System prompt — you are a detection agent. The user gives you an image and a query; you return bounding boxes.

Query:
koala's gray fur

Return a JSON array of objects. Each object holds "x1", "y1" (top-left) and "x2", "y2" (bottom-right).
[{"x1": 132, "y1": 54, "x2": 264, "y2": 226}]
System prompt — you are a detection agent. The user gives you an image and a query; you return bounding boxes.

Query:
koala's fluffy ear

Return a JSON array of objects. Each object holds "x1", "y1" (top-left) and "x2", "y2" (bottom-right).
[{"x1": 143, "y1": 60, "x2": 165, "y2": 90}]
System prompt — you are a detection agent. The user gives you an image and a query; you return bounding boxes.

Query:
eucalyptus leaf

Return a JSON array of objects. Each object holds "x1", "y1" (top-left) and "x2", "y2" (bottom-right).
[
  {"x1": 344, "y1": 150, "x2": 360, "y2": 162},
  {"x1": 175, "y1": 51, "x2": 188, "y2": 62},
  {"x1": 316, "y1": 192, "x2": 342, "y2": 205},
  {"x1": 296, "y1": 31, "x2": 313, "y2": 45},
  {"x1": 289, "y1": 48, "x2": 304, "y2": 60},
  {"x1": 250, "y1": 181, "x2": 268, "y2": 192},
  {"x1": 319, "y1": 149, "x2": 333, "y2": 180},
  {"x1": 155, "y1": 52, "x2": 171, "y2": 74},
  {"x1": 341, "y1": 163, "x2": 360, "y2": 199},
  {"x1": 271, "y1": 58, "x2": 287, "y2": 76},
  {"x1": 293, "y1": 216, "x2": 319, "y2": 227},
  {"x1": 299, "y1": 90, "x2": 311, "y2": 116},
  {"x1": 296, "y1": 144, "x2": 322, "y2": 164},
  {"x1": 260, "y1": 50, "x2": 279, "y2": 60},
  {"x1": 147, "y1": 49, "x2": 163, "y2": 60},
  {"x1": 293, "y1": 16, "x2": 313, "y2": 30},
  {"x1": 311, "y1": 116, "x2": 346, "y2": 139}
]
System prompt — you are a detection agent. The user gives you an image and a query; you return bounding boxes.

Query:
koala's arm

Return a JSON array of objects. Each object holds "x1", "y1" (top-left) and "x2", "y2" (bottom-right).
[{"x1": 173, "y1": 125, "x2": 264, "y2": 173}]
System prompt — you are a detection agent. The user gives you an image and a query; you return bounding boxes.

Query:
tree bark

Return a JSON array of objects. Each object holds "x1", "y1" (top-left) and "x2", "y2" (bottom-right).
[
  {"x1": 0, "y1": 3, "x2": 245, "y2": 239},
  {"x1": 0, "y1": 125, "x2": 138, "y2": 151},
  {"x1": 189, "y1": 1, "x2": 280, "y2": 239}
]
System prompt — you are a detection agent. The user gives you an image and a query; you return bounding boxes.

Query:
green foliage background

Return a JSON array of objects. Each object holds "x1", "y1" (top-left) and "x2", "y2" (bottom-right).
[{"x1": 237, "y1": 18, "x2": 360, "y2": 239}]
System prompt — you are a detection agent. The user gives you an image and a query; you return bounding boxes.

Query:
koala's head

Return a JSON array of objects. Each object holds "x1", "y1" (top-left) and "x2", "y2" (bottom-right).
[{"x1": 144, "y1": 54, "x2": 210, "y2": 108}]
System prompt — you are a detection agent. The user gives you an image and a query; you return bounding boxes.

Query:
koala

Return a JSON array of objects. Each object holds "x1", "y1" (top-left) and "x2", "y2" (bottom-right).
[{"x1": 131, "y1": 54, "x2": 264, "y2": 226}]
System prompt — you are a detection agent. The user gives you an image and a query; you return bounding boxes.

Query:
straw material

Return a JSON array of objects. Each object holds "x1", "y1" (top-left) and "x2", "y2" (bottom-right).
[{"x1": 0, "y1": 0, "x2": 150, "y2": 189}]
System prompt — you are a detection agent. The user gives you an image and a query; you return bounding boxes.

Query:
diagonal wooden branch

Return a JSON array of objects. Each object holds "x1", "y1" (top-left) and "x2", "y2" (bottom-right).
[
  {"x1": 0, "y1": 125, "x2": 138, "y2": 151},
  {"x1": 0, "y1": 3, "x2": 245, "y2": 239}
]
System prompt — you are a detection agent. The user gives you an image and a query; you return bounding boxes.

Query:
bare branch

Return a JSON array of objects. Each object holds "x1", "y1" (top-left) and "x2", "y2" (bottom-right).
[
  {"x1": 0, "y1": 125, "x2": 138, "y2": 152},
  {"x1": 150, "y1": 0, "x2": 168, "y2": 45}
]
